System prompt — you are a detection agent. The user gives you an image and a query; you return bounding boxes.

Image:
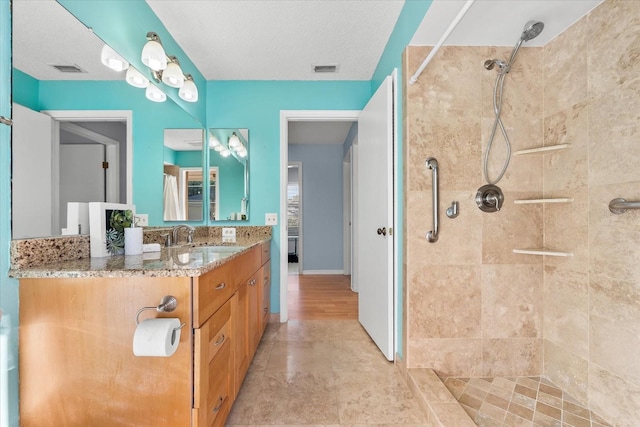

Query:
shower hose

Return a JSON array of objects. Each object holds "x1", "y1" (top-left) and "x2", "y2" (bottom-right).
[{"x1": 484, "y1": 70, "x2": 511, "y2": 185}]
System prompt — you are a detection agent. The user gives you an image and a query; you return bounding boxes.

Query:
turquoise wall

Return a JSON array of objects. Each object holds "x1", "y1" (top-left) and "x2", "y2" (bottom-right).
[
  {"x1": 209, "y1": 154, "x2": 245, "y2": 221},
  {"x1": 1, "y1": 1, "x2": 19, "y2": 425},
  {"x1": 371, "y1": 0, "x2": 434, "y2": 360},
  {"x1": 207, "y1": 80, "x2": 373, "y2": 312},
  {"x1": 12, "y1": 69, "x2": 38, "y2": 110}
]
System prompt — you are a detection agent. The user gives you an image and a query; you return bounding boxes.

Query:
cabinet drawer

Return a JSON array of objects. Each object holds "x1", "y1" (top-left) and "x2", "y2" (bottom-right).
[{"x1": 193, "y1": 261, "x2": 236, "y2": 327}]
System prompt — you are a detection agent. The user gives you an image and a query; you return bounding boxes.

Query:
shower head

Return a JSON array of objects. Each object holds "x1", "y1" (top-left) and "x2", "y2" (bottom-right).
[{"x1": 521, "y1": 20, "x2": 544, "y2": 41}]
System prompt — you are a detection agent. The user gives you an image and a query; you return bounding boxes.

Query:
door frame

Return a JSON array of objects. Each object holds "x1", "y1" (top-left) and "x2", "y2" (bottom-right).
[
  {"x1": 44, "y1": 110, "x2": 132, "y2": 233},
  {"x1": 279, "y1": 110, "x2": 360, "y2": 322}
]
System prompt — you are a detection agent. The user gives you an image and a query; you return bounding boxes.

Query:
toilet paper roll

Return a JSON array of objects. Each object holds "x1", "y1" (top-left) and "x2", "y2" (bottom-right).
[
  {"x1": 133, "y1": 318, "x2": 181, "y2": 357},
  {"x1": 125, "y1": 227, "x2": 143, "y2": 255}
]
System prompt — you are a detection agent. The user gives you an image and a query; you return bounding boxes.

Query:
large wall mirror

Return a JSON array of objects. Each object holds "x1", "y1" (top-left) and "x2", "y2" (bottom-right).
[{"x1": 11, "y1": 0, "x2": 248, "y2": 238}]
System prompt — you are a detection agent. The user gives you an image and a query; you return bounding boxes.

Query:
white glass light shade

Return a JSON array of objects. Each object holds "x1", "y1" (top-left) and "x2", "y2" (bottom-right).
[
  {"x1": 141, "y1": 39, "x2": 167, "y2": 71},
  {"x1": 213, "y1": 145, "x2": 225, "y2": 152},
  {"x1": 220, "y1": 149, "x2": 231, "y2": 157},
  {"x1": 209, "y1": 136, "x2": 221, "y2": 149},
  {"x1": 162, "y1": 60, "x2": 184, "y2": 88},
  {"x1": 125, "y1": 67, "x2": 149, "y2": 88},
  {"x1": 228, "y1": 133, "x2": 241, "y2": 149},
  {"x1": 101, "y1": 45, "x2": 129, "y2": 72},
  {"x1": 145, "y1": 84, "x2": 166, "y2": 102},
  {"x1": 178, "y1": 78, "x2": 198, "y2": 102},
  {"x1": 237, "y1": 147, "x2": 247, "y2": 158}
]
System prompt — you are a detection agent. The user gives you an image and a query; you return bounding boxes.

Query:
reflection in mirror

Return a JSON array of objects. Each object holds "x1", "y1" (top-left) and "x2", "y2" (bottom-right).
[
  {"x1": 208, "y1": 129, "x2": 249, "y2": 221},
  {"x1": 163, "y1": 129, "x2": 205, "y2": 221}
]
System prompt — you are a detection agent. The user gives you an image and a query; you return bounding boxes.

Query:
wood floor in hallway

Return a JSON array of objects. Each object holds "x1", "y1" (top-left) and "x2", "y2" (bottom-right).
[{"x1": 287, "y1": 270, "x2": 358, "y2": 320}]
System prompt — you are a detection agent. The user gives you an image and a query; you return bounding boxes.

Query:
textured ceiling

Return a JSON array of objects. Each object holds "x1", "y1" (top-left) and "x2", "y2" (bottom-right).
[{"x1": 145, "y1": 0, "x2": 404, "y2": 81}]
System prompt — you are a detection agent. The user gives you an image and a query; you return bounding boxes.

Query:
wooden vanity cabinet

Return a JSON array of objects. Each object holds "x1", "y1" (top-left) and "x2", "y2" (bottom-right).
[{"x1": 18, "y1": 240, "x2": 271, "y2": 427}]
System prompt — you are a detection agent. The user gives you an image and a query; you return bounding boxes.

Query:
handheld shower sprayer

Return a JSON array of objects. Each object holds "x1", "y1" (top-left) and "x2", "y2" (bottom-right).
[{"x1": 481, "y1": 20, "x2": 544, "y2": 186}]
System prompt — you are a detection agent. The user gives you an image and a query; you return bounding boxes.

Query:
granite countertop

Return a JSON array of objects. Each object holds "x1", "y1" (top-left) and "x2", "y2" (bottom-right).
[{"x1": 9, "y1": 239, "x2": 268, "y2": 279}]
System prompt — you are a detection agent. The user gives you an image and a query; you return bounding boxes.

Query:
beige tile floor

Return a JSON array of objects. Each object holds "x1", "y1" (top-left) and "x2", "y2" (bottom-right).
[{"x1": 226, "y1": 319, "x2": 428, "y2": 426}]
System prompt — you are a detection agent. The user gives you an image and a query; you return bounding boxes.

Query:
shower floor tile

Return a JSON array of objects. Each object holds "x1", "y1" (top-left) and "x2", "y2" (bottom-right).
[{"x1": 442, "y1": 376, "x2": 613, "y2": 427}]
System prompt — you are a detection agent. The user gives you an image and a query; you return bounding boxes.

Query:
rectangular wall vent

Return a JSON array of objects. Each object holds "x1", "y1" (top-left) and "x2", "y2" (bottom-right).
[
  {"x1": 313, "y1": 64, "x2": 339, "y2": 73},
  {"x1": 50, "y1": 64, "x2": 87, "y2": 73}
]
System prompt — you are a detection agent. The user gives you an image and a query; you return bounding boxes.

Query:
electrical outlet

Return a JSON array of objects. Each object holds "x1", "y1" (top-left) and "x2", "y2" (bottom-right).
[
  {"x1": 222, "y1": 227, "x2": 236, "y2": 243},
  {"x1": 134, "y1": 214, "x2": 148, "y2": 226},
  {"x1": 265, "y1": 213, "x2": 278, "y2": 226},
  {"x1": 222, "y1": 227, "x2": 236, "y2": 237}
]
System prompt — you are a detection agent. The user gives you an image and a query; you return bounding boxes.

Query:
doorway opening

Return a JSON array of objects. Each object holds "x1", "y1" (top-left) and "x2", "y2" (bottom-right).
[
  {"x1": 279, "y1": 110, "x2": 360, "y2": 322},
  {"x1": 287, "y1": 162, "x2": 302, "y2": 275}
]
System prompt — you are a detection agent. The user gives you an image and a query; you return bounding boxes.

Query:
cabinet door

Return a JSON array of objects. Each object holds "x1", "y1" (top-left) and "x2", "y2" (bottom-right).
[
  {"x1": 260, "y1": 262, "x2": 271, "y2": 334},
  {"x1": 248, "y1": 273, "x2": 260, "y2": 356},
  {"x1": 232, "y1": 282, "x2": 250, "y2": 399},
  {"x1": 194, "y1": 300, "x2": 232, "y2": 427}
]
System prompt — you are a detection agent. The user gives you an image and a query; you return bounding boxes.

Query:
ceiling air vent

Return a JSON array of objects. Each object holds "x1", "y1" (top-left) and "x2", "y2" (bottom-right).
[
  {"x1": 50, "y1": 64, "x2": 87, "y2": 73},
  {"x1": 313, "y1": 64, "x2": 339, "y2": 73}
]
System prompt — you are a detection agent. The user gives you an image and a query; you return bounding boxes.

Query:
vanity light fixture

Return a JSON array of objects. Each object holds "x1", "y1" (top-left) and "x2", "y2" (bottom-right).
[
  {"x1": 228, "y1": 132, "x2": 241, "y2": 149},
  {"x1": 125, "y1": 66, "x2": 149, "y2": 88},
  {"x1": 220, "y1": 149, "x2": 232, "y2": 158},
  {"x1": 178, "y1": 74, "x2": 198, "y2": 103},
  {"x1": 209, "y1": 135, "x2": 221, "y2": 149},
  {"x1": 101, "y1": 44, "x2": 129, "y2": 72},
  {"x1": 141, "y1": 32, "x2": 167, "y2": 71},
  {"x1": 145, "y1": 84, "x2": 167, "y2": 103},
  {"x1": 162, "y1": 56, "x2": 185, "y2": 88}
]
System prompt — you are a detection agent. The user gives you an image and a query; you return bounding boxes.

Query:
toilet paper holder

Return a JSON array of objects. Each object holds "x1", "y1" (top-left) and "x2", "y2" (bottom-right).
[{"x1": 135, "y1": 295, "x2": 185, "y2": 331}]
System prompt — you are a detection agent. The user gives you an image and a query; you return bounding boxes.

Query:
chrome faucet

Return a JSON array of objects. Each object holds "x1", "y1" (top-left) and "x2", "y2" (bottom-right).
[{"x1": 170, "y1": 224, "x2": 195, "y2": 246}]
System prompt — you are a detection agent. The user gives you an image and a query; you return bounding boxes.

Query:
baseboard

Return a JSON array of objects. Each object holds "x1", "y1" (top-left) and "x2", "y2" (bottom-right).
[{"x1": 301, "y1": 269, "x2": 344, "y2": 275}]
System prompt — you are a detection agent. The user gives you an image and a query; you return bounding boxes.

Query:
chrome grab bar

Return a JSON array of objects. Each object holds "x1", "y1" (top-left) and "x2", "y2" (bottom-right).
[
  {"x1": 426, "y1": 157, "x2": 439, "y2": 243},
  {"x1": 609, "y1": 198, "x2": 640, "y2": 214}
]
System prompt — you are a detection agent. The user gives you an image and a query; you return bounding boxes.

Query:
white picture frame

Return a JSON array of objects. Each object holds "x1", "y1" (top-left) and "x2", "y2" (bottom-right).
[{"x1": 89, "y1": 202, "x2": 136, "y2": 258}]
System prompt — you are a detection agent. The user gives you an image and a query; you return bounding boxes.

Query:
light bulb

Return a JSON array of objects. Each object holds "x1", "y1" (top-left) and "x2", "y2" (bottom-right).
[
  {"x1": 125, "y1": 67, "x2": 149, "y2": 88},
  {"x1": 162, "y1": 59, "x2": 184, "y2": 88},
  {"x1": 228, "y1": 133, "x2": 241, "y2": 149},
  {"x1": 145, "y1": 84, "x2": 166, "y2": 102},
  {"x1": 220, "y1": 149, "x2": 231, "y2": 157},
  {"x1": 101, "y1": 44, "x2": 129, "y2": 72},
  {"x1": 141, "y1": 33, "x2": 167, "y2": 71},
  {"x1": 179, "y1": 77, "x2": 198, "y2": 102}
]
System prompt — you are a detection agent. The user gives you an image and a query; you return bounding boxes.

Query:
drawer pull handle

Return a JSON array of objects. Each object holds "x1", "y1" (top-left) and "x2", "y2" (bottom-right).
[
  {"x1": 215, "y1": 282, "x2": 226, "y2": 290},
  {"x1": 212, "y1": 396, "x2": 224, "y2": 413},
  {"x1": 264, "y1": 307, "x2": 268, "y2": 313},
  {"x1": 214, "y1": 334, "x2": 225, "y2": 346}
]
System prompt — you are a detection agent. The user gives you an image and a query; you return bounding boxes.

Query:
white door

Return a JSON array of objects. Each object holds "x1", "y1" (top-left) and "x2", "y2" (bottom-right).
[
  {"x1": 12, "y1": 103, "x2": 54, "y2": 238},
  {"x1": 356, "y1": 76, "x2": 394, "y2": 361}
]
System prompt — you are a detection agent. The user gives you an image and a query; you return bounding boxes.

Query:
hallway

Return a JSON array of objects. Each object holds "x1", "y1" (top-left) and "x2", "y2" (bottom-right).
[{"x1": 226, "y1": 274, "x2": 427, "y2": 426}]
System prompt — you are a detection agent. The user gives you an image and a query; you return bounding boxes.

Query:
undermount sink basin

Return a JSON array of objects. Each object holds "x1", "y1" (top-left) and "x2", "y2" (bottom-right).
[{"x1": 190, "y1": 245, "x2": 247, "y2": 253}]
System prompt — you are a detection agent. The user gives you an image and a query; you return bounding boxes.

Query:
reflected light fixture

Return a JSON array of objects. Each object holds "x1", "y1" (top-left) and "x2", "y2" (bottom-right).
[
  {"x1": 101, "y1": 44, "x2": 129, "y2": 72},
  {"x1": 145, "y1": 84, "x2": 167, "y2": 102},
  {"x1": 220, "y1": 149, "x2": 231, "y2": 157},
  {"x1": 141, "y1": 32, "x2": 167, "y2": 71},
  {"x1": 125, "y1": 66, "x2": 149, "y2": 88},
  {"x1": 228, "y1": 132, "x2": 241, "y2": 149}
]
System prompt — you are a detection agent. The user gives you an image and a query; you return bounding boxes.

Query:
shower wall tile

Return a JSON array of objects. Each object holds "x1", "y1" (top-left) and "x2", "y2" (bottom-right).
[
  {"x1": 481, "y1": 338, "x2": 542, "y2": 377},
  {"x1": 543, "y1": 265, "x2": 589, "y2": 356},
  {"x1": 406, "y1": 123, "x2": 481, "y2": 192},
  {"x1": 588, "y1": 182, "x2": 640, "y2": 284},
  {"x1": 588, "y1": 87, "x2": 640, "y2": 186},
  {"x1": 589, "y1": 363, "x2": 640, "y2": 425},
  {"x1": 543, "y1": 339, "x2": 588, "y2": 404},
  {"x1": 481, "y1": 264, "x2": 542, "y2": 338},
  {"x1": 408, "y1": 264, "x2": 481, "y2": 339},
  {"x1": 543, "y1": 102, "x2": 589, "y2": 192},
  {"x1": 590, "y1": 275, "x2": 640, "y2": 385},
  {"x1": 543, "y1": 186, "x2": 589, "y2": 268},
  {"x1": 587, "y1": 0, "x2": 640, "y2": 99},
  {"x1": 543, "y1": 15, "x2": 588, "y2": 116},
  {"x1": 405, "y1": 190, "x2": 482, "y2": 266},
  {"x1": 482, "y1": 191, "x2": 544, "y2": 265},
  {"x1": 409, "y1": 338, "x2": 482, "y2": 377}
]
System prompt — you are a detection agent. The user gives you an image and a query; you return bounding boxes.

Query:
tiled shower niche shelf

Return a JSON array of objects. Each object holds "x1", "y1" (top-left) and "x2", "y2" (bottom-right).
[
  {"x1": 514, "y1": 198, "x2": 574, "y2": 204},
  {"x1": 513, "y1": 249, "x2": 574, "y2": 257},
  {"x1": 514, "y1": 143, "x2": 570, "y2": 156}
]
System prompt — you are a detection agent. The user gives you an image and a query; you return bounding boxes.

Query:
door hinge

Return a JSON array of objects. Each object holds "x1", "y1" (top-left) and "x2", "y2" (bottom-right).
[
  {"x1": 102, "y1": 161, "x2": 109, "y2": 169},
  {"x1": 389, "y1": 227, "x2": 393, "y2": 236}
]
